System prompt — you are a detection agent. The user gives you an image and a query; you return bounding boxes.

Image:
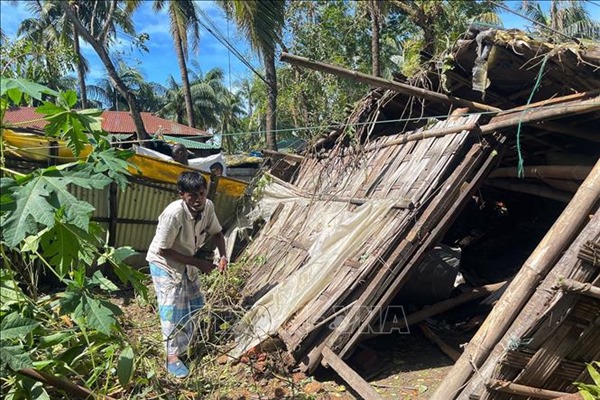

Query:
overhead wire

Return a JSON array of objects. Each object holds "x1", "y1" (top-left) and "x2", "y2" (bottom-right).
[
  {"x1": 10, "y1": 99, "x2": 598, "y2": 151},
  {"x1": 196, "y1": 7, "x2": 269, "y2": 86}
]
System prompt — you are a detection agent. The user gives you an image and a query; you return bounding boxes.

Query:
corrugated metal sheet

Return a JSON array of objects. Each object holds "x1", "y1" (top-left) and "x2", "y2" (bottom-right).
[
  {"x1": 163, "y1": 135, "x2": 221, "y2": 150},
  {"x1": 4, "y1": 107, "x2": 212, "y2": 137}
]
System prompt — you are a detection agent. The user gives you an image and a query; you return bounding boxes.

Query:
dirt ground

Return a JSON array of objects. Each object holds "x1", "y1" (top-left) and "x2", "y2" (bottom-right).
[{"x1": 114, "y1": 287, "x2": 460, "y2": 400}]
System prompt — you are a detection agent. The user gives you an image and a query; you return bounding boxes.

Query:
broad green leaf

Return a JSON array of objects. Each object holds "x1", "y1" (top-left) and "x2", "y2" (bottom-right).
[
  {"x1": 40, "y1": 222, "x2": 91, "y2": 276},
  {"x1": 111, "y1": 247, "x2": 138, "y2": 263},
  {"x1": 83, "y1": 295, "x2": 120, "y2": 335},
  {"x1": 0, "y1": 270, "x2": 24, "y2": 310},
  {"x1": 58, "y1": 90, "x2": 78, "y2": 108},
  {"x1": 117, "y1": 346, "x2": 135, "y2": 387},
  {"x1": 0, "y1": 312, "x2": 40, "y2": 339},
  {"x1": 0, "y1": 345, "x2": 34, "y2": 371},
  {"x1": 67, "y1": 170, "x2": 112, "y2": 189},
  {"x1": 90, "y1": 271, "x2": 119, "y2": 292},
  {"x1": 38, "y1": 331, "x2": 72, "y2": 348},
  {"x1": 111, "y1": 261, "x2": 148, "y2": 301},
  {"x1": 1, "y1": 176, "x2": 53, "y2": 248},
  {"x1": 0, "y1": 78, "x2": 57, "y2": 102},
  {"x1": 36, "y1": 102, "x2": 66, "y2": 116},
  {"x1": 58, "y1": 291, "x2": 82, "y2": 315}
]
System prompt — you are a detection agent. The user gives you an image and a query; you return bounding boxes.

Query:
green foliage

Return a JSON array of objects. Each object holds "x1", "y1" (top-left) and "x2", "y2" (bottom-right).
[
  {"x1": 1, "y1": 79, "x2": 145, "y2": 398},
  {"x1": 575, "y1": 361, "x2": 600, "y2": 400}
]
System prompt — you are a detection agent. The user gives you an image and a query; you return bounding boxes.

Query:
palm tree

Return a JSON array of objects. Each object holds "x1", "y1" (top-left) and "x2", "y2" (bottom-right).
[
  {"x1": 127, "y1": 0, "x2": 200, "y2": 128},
  {"x1": 157, "y1": 76, "x2": 187, "y2": 124},
  {"x1": 520, "y1": 0, "x2": 600, "y2": 41},
  {"x1": 217, "y1": 0, "x2": 286, "y2": 151},
  {"x1": 218, "y1": 91, "x2": 246, "y2": 153},
  {"x1": 59, "y1": 0, "x2": 149, "y2": 142},
  {"x1": 20, "y1": 1, "x2": 135, "y2": 108},
  {"x1": 189, "y1": 67, "x2": 227, "y2": 129}
]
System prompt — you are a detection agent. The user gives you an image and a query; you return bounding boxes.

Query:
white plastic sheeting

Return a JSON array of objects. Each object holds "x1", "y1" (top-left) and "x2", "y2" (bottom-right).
[
  {"x1": 230, "y1": 181, "x2": 395, "y2": 357},
  {"x1": 188, "y1": 153, "x2": 227, "y2": 176}
]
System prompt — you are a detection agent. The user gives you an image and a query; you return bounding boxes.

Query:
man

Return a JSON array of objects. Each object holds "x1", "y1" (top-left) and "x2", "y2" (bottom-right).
[
  {"x1": 146, "y1": 172, "x2": 228, "y2": 378},
  {"x1": 209, "y1": 162, "x2": 224, "y2": 177},
  {"x1": 171, "y1": 143, "x2": 189, "y2": 165}
]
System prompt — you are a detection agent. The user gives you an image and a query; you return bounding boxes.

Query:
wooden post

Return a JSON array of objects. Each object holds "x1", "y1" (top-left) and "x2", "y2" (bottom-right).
[
  {"x1": 280, "y1": 53, "x2": 501, "y2": 112},
  {"x1": 321, "y1": 346, "x2": 383, "y2": 400},
  {"x1": 108, "y1": 182, "x2": 118, "y2": 247},
  {"x1": 489, "y1": 165, "x2": 592, "y2": 181},
  {"x1": 486, "y1": 379, "x2": 573, "y2": 399},
  {"x1": 430, "y1": 158, "x2": 600, "y2": 400}
]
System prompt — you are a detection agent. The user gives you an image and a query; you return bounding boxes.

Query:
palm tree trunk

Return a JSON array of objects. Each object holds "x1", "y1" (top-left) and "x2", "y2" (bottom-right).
[
  {"x1": 73, "y1": 30, "x2": 88, "y2": 108},
  {"x1": 173, "y1": 23, "x2": 196, "y2": 128},
  {"x1": 264, "y1": 49, "x2": 278, "y2": 151},
  {"x1": 60, "y1": 1, "x2": 149, "y2": 143},
  {"x1": 369, "y1": 0, "x2": 381, "y2": 77}
]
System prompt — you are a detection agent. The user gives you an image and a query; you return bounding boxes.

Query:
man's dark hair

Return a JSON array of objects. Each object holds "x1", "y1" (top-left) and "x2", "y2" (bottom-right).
[
  {"x1": 177, "y1": 172, "x2": 207, "y2": 193},
  {"x1": 210, "y1": 162, "x2": 224, "y2": 173}
]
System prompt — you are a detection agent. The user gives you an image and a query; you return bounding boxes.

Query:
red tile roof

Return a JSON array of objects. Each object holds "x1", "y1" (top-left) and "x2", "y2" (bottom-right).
[{"x1": 3, "y1": 107, "x2": 211, "y2": 137}]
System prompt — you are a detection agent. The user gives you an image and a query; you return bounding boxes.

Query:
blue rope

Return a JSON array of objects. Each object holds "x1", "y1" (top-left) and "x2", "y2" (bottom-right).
[{"x1": 516, "y1": 56, "x2": 549, "y2": 178}]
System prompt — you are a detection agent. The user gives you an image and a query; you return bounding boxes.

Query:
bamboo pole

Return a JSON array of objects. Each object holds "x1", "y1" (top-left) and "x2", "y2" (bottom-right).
[
  {"x1": 479, "y1": 96, "x2": 600, "y2": 135},
  {"x1": 280, "y1": 53, "x2": 501, "y2": 112},
  {"x1": 430, "y1": 158, "x2": 600, "y2": 400},
  {"x1": 558, "y1": 278, "x2": 600, "y2": 299},
  {"x1": 553, "y1": 393, "x2": 584, "y2": 400},
  {"x1": 489, "y1": 165, "x2": 592, "y2": 181},
  {"x1": 485, "y1": 179, "x2": 573, "y2": 203},
  {"x1": 262, "y1": 149, "x2": 305, "y2": 163},
  {"x1": 486, "y1": 379, "x2": 572, "y2": 399}
]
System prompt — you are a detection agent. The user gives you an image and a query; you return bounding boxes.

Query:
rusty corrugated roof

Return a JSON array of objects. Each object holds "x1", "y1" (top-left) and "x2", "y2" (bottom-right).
[{"x1": 3, "y1": 107, "x2": 211, "y2": 137}]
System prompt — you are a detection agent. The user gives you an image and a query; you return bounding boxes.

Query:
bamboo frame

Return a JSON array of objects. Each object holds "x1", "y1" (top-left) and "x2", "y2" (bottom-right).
[{"x1": 431, "y1": 158, "x2": 600, "y2": 400}]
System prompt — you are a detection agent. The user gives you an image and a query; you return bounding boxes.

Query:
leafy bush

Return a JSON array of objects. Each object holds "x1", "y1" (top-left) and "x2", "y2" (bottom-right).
[{"x1": 1, "y1": 79, "x2": 146, "y2": 398}]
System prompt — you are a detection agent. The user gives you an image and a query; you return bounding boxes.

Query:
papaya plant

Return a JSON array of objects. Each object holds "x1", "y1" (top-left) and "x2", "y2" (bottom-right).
[{"x1": 1, "y1": 78, "x2": 146, "y2": 398}]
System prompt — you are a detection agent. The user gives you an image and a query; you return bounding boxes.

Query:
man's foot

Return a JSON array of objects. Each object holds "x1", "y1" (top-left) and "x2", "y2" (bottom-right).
[{"x1": 167, "y1": 359, "x2": 189, "y2": 378}]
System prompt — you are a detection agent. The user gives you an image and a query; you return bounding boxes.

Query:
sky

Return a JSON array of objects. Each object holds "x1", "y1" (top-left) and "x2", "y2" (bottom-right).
[
  {"x1": 1, "y1": 0, "x2": 598, "y2": 90},
  {"x1": 0, "y1": 0, "x2": 256, "y2": 90}
]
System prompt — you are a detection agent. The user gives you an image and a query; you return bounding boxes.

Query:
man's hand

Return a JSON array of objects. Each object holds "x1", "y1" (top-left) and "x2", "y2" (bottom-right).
[{"x1": 218, "y1": 255, "x2": 228, "y2": 273}]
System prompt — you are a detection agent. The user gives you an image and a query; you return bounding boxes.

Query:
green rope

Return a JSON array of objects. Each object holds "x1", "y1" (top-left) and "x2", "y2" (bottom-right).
[{"x1": 516, "y1": 55, "x2": 549, "y2": 178}]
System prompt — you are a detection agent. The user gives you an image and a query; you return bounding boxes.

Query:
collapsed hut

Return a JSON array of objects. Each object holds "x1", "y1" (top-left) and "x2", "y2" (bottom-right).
[{"x1": 232, "y1": 28, "x2": 599, "y2": 399}]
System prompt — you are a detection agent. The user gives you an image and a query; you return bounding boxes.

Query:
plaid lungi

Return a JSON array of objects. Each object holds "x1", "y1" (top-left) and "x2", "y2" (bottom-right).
[{"x1": 149, "y1": 263, "x2": 204, "y2": 356}]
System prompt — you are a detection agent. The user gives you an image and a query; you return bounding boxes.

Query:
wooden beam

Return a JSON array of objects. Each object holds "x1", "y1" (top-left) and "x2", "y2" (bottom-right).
[
  {"x1": 321, "y1": 346, "x2": 383, "y2": 400},
  {"x1": 263, "y1": 149, "x2": 304, "y2": 163},
  {"x1": 484, "y1": 179, "x2": 573, "y2": 203},
  {"x1": 558, "y1": 278, "x2": 600, "y2": 299},
  {"x1": 489, "y1": 165, "x2": 592, "y2": 181},
  {"x1": 280, "y1": 52, "x2": 501, "y2": 112},
  {"x1": 486, "y1": 379, "x2": 573, "y2": 399},
  {"x1": 430, "y1": 158, "x2": 600, "y2": 400},
  {"x1": 419, "y1": 323, "x2": 461, "y2": 362}
]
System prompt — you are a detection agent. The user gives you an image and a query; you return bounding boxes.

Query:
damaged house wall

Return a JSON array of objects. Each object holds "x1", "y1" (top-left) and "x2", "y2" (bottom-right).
[{"x1": 233, "y1": 27, "x2": 599, "y2": 399}]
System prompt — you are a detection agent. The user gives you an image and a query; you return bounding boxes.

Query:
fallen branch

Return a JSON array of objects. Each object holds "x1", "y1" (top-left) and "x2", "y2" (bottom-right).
[{"x1": 17, "y1": 368, "x2": 116, "y2": 400}]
